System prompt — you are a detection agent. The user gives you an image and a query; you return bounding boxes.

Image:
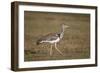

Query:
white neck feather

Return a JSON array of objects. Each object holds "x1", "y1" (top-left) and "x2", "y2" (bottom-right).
[{"x1": 59, "y1": 25, "x2": 65, "y2": 39}]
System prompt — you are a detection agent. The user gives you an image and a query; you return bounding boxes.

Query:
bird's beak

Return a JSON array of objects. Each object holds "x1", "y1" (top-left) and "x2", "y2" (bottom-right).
[{"x1": 65, "y1": 25, "x2": 69, "y2": 28}]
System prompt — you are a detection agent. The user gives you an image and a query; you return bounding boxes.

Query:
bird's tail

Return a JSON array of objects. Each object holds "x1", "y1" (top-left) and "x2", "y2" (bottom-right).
[
  {"x1": 36, "y1": 40, "x2": 41, "y2": 45},
  {"x1": 36, "y1": 41, "x2": 40, "y2": 45}
]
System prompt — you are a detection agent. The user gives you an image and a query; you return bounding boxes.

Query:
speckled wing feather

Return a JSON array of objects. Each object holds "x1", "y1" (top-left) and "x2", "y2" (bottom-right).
[{"x1": 36, "y1": 33, "x2": 59, "y2": 45}]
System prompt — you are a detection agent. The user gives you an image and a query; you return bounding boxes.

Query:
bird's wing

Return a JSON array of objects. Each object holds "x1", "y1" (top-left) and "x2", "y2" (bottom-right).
[
  {"x1": 45, "y1": 35, "x2": 58, "y2": 41},
  {"x1": 36, "y1": 33, "x2": 60, "y2": 45},
  {"x1": 39, "y1": 33, "x2": 59, "y2": 41}
]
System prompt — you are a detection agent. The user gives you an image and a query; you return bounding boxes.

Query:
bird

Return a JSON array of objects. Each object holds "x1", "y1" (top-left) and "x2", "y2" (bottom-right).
[{"x1": 36, "y1": 24, "x2": 69, "y2": 56}]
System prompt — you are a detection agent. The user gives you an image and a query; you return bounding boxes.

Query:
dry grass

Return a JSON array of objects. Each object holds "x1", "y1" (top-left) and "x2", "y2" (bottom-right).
[{"x1": 24, "y1": 11, "x2": 90, "y2": 61}]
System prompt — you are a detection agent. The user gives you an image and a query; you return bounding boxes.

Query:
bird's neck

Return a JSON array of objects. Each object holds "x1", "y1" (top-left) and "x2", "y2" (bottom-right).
[{"x1": 59, "y1": 26, "x2": 65, "y2": 39}]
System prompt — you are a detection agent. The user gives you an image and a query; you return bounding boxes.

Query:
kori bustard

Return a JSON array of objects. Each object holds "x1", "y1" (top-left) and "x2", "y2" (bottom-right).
[{"x1": 36, "y1": 24, "x2": 69, "y2": 56}]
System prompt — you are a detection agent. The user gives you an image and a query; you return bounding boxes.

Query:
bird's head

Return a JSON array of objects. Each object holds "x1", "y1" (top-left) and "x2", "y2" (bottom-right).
[{"x1": 61, "y1": 24, "x2": 69, "y2": 29}]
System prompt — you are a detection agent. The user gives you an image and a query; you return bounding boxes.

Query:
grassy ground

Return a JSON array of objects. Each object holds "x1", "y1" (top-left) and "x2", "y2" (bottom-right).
[{"x1": 24, "y1": 11, "x2": 90, "y2": 61}]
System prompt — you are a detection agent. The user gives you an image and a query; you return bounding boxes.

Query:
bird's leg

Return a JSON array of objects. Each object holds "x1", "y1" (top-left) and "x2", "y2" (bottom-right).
[
  {"x1": 50, "y1": 45, "x2": 53, "y2": 56},
  {"x1": 55, "y1": 43, "x2": 64, "y2": 56}
]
